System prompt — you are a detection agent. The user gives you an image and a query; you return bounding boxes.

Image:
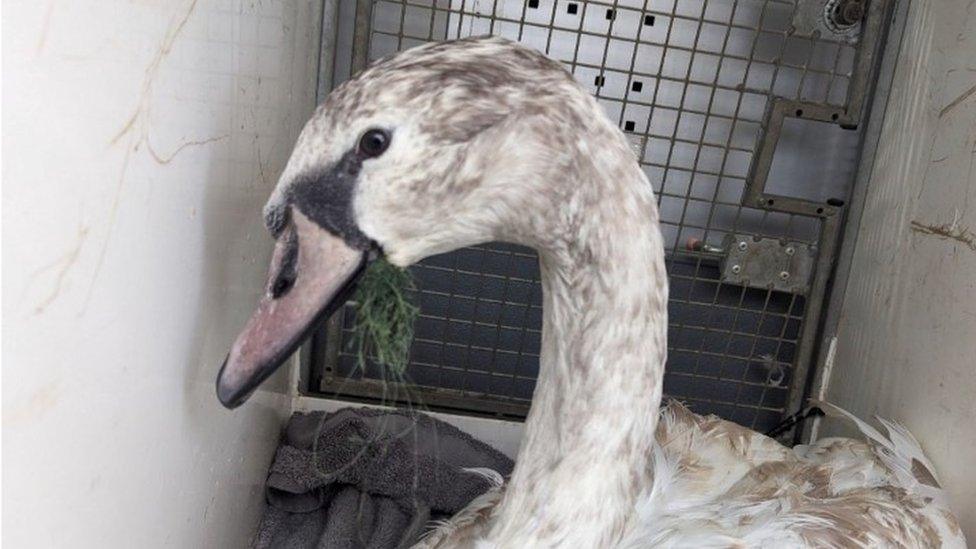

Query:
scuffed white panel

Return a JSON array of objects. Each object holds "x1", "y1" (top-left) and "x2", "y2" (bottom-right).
[
  {"x1": 2, "y1": 1, "x2": 321, "y2": 546},
  {"x1": 825, "y1": 0, "x2": 976, "y2": 542}
]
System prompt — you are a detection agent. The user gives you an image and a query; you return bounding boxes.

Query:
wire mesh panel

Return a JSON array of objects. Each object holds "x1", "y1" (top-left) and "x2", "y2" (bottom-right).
[{"x1": 313, "y1": 0, "x2": 889, "y2": 433}]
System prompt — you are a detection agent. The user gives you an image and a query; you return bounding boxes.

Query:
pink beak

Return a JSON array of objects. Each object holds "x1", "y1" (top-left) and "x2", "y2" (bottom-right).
[{"x1": 216, "y1": 208, "x2": 366, "y2": 408}]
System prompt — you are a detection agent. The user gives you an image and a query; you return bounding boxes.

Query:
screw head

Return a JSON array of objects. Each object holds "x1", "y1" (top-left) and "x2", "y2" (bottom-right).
[
  {"x1": 738, "y1": 241, "x2": 748, "y2": 251},
  {"x1": 785, "y1": 246, "x2": 795, "y2": 256},
  {"x1": 779, "y1": 271, "x2": 790, "y2": 280},
  {"x1": 731, "y1": 265, "x2": 742, "y2": 274}
]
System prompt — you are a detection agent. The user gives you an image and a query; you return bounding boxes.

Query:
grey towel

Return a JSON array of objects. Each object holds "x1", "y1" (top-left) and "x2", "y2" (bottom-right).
[{"x1": 253, "y1": 407, "x2": 513, "y2": 549}]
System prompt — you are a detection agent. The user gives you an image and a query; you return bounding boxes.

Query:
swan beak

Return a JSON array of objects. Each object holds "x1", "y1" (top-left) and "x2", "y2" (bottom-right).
[{"x1": 216, "y1": 207, "x2": 367, "y2": 409}]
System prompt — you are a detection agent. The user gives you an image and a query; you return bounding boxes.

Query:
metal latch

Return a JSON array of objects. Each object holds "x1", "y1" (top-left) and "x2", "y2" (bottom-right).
[{"x1": 720, "y1": 235, "x2": 815, "y2": 294}]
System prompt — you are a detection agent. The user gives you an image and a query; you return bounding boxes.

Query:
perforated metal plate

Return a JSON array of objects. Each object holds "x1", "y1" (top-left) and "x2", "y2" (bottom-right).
[
  {"x1": 309, "y1": 0, "x2": 894, "y2": 435},
  {"x1": 720, "y1": 235, "x2": 815, "y2": 293}
]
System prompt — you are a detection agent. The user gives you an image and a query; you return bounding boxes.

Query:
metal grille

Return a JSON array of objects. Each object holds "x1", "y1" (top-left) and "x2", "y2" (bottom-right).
[{"x1": 312, "y1": 0, "x2": 892, "y2": 434}]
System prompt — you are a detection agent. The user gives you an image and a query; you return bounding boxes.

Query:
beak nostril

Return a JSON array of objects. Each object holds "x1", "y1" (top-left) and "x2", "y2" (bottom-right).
[
  {"x1": 270, "y1": 275, "x2": 295, "y2": 299},
  {"x1": 268, "y1": 223, "x2": 300, "y2": 299}
]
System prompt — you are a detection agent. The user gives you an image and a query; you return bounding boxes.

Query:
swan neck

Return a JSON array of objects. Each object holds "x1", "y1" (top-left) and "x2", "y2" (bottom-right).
[{"x1": 490, "y1": 151, "x2": 668, "y2": 546}]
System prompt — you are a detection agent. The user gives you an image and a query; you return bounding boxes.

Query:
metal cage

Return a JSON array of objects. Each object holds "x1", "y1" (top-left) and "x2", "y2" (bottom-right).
[{"x1": 307, "y1": 0, "x2": 894, "y2": 437}]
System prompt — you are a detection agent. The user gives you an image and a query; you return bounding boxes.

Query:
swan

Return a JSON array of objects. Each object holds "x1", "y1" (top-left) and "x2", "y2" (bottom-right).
[{"x1": 215, "y1": 36, "x2": 966, "y2": 548}]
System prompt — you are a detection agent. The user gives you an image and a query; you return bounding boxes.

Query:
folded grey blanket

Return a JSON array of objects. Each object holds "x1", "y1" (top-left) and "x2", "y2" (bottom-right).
[{"x1": 253, "y1": 407, "x2": 514, "y2": 549}]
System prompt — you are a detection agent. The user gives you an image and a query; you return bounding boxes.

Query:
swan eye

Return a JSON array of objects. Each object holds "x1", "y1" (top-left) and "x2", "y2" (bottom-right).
[{"x1": 358, "y1": 129, "x2": 391, "y2": 158}]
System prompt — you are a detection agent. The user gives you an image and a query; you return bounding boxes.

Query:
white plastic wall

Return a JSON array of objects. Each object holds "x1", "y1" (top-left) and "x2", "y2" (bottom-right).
[
  {"x1": 824, "y1": 0, "x2": 976, "y2": 542},
  {"x1": 3, "y1": 1, "x2": 321, "y2": 546}
]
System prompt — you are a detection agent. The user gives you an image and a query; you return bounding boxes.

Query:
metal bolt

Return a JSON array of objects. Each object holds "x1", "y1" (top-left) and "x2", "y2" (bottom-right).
[
  {"x1": 731, "y1": 265, "x2": 742, "y2": 274},
  {"x1": 841, "y1": 2, "x2": 865, "y2": 24},
  {"x1": 779, "y1": 271, "x2": 791, "y2": 280},
  {"x1": 831, "y1": 0, "x2": 865, "y2": 27},
  {"x1": 785, "y1": 246, "x2": 795, "y2": 256},
  {"x1": 738, "y1": 241, "x2": 748, "y2": 251}
]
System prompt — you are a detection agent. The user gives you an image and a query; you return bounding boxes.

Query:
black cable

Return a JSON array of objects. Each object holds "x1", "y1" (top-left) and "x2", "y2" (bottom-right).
[{"x1": 764, "y1": 406, "x2": 825, "y2": 439}]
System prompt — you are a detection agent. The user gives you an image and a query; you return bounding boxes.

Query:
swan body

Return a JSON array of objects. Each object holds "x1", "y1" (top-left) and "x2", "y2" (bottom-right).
[
  {"x1": 219, "y1": 35, "x2": 966, "y2": 548},
  {"x1": 419, "y1": 400, "x2": 965, "y2": 548}
]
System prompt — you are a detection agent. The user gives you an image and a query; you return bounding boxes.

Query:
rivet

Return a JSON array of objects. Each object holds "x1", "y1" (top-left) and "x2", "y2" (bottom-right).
[
  {"x1": 785, "y1": 246, "x2": 795, "y2": 256},
  {"x1": 738, "y1": 241, "x2": 748, "y2": 251},
  {"x1": 731, "y1": 265, "x2": 742, "y2": 274},
  {"x1": 779, "y1": 271, "x2": 790, "y2": 280}
]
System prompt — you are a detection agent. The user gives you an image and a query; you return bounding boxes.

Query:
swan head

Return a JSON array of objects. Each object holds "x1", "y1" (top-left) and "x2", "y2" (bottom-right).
[{"x1": 216, "y1": 36, "x2": 610, "y2": 408}]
